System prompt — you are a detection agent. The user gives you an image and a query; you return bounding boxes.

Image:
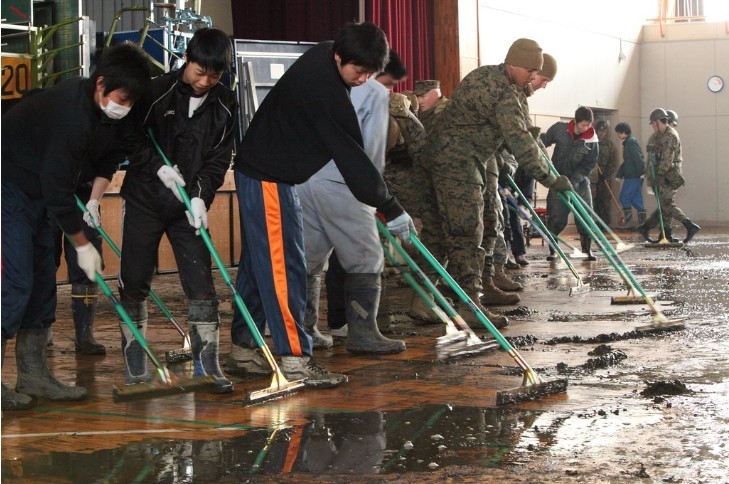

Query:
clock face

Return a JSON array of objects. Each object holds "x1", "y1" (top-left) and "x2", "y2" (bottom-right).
[{"x1": 708, "y1": 75, "x2": 724, "y2": 93}]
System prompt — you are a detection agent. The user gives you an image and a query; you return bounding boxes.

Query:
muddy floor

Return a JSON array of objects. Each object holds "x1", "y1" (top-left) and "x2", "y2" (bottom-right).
[{"x1": 2, "y1": 227, "x2": 729, "y2": 483}]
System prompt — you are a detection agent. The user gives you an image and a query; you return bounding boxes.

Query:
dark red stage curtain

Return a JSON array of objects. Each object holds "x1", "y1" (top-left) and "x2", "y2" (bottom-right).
[
  {"x1": 365, "y1": 0, "x2": 434, "y2": 92},
  {"x1": 231, "y1": 0, "x2": 359, "y2": 42}
]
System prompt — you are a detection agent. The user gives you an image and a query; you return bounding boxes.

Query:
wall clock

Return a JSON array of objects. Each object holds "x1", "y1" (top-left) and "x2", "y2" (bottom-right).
[{"x1": 707, "y1": 75, "x2": 723, "y2": 93}]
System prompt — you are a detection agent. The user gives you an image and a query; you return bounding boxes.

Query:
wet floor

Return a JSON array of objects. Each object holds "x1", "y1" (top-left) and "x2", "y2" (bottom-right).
[{"x1": 2, "y1": 228, "x2": 729, "y2": 482}]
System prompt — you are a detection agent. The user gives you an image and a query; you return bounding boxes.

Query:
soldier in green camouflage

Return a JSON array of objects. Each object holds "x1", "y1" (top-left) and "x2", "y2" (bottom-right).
[
  {"x1": 415, "y1": 80, "x2": 449, "y2": 133},
  {"x1": 590, "y1": 120, "x2": 618, "y2": 225},
  {"x1": 416, "y1": 38, "x2": 573, "y2": 328},
  {"x1": 637, "y1": 108, "x2": 700, "y2": 243}
]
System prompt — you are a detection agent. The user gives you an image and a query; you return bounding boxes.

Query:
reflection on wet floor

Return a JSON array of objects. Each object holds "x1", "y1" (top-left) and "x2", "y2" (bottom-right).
[
  {"x1": 2, "y1": 405, "x2": 548, "y2": 479},
  {"x1": 3, "y1": 230, "x2": 729, "y2": 481}
]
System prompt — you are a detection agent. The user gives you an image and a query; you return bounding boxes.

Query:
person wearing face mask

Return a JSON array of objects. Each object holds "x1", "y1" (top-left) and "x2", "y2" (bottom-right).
[
  {"x1": 1, "y1": 43, "x2": 151, "y2": 411},
  {"x1": 117, "y1": 28, "x2": 239, "y2": 394},
  {"x1": 541, "y1": 106, "x2": 600, "y2": 261},
  {"x1": 411, "y1": 39, "x2": 571, "y2": 328}
]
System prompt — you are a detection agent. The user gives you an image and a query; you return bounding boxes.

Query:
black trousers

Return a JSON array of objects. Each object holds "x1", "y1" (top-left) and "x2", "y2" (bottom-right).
[{"x1": 118, "y1": 201, "x2": 216, "y2": 303}]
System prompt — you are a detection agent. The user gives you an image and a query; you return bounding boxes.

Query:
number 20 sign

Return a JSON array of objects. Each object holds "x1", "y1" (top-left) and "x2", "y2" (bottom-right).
[{"x1": 2, "y1": 57, "x2": 32, "y2": 100}]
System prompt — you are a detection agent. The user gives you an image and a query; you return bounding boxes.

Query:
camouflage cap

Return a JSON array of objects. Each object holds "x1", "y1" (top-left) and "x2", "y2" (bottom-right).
[
  {"x1": 413, "y1": 80, "x2": 440, "y2": 96},
  {"x1": 538, "y1": 53, "x2": 557, "y2": 81},
  {"x1": 504, "y1": 38, "x2": 543, "y2": 71}
]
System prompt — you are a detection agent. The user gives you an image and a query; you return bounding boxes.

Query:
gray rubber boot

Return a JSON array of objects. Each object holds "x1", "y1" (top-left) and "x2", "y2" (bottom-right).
[
  {"x1": 304, "y1": 274, "x2": 333, "y2": 349},
  {"x1": 15, "y1": 329, "x2": 88, "y2": 401},
  {"x1": 619, "y1": 209, "x2": 633, "y2": 228},
  {"x1": 190, "y1": 322, "x2": 234, "y2": 394},
  {"x1": 72, "y1": 283, "x2": 106, "y2": 355},
  {"x1": 2, "y1": 338, "x2": 35, "y2": 410},
  {"x1": 344, "y1": 273, "x2": 406, "y2": 355},
  {"x1": 120, "y1": 301, "x2": 150, "y2": 385},
  {"x1": 580, "y1": 234, "x2": 597, "y2": 261},
  {"x1": 188, "y1": 299, "x2": 233, "y2": 393}
]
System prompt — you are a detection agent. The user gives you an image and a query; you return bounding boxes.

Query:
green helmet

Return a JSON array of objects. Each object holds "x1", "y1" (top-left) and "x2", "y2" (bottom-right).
[
  {"x1": 595, "y1": 120, "x2": 609, "y2": 131},
  {"x1": 666, "y1": 109, "x2": 679, "y2": 125},
  {"x1": 649, "y1": 108, "x2": 668, "y2": 123}
]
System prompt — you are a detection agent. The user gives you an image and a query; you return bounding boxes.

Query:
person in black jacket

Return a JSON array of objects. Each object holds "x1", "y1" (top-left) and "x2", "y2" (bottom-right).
[
  {"x1": 229, "y1": 22, "x2": 415, "y2": 389},
  {"x1": 614, "y1": 122, "x2": 645, "y2": 228},
  {"x1": 1, "y1": 43, "x2": 151, "y2": 411},
  {"x1": 118, "y1": 28, "x2": 238, "y2": 393}
]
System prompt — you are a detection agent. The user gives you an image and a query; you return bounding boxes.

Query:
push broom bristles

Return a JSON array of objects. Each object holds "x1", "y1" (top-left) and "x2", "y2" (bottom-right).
[{"x1": 113, "y1": 376, "x2": 218, "y2": 402}]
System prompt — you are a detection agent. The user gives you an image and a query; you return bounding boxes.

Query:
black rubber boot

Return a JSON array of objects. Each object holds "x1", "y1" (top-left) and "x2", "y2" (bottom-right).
[
  {"x1": 344, "y1": 273, "x2": 405, "y2": 355},
  {"x1": 682, "y1": 219, "x2": 701, "y2": 243},
  {"x1": 636, "y1": 223, "x2": 656, "y2": 243},
  {"x1": 304, "y1": 274, "x2": 333, "y2": 349},
  {"x1": 72, "y1": 283, "x2": 106, "y2": 355},
  {"x1": 15, "y1": 329, "x2": 88, "y2": 401},
  {"x1": 546, "y1": 245, "x2": 557, "y2": 261},
  {"x1": 662, "y1": 227, "x2": 679, "y2": 243},
  {"x1": 120, "y1": 301, "x2": 150, "y2": 385},
  {"x1": 580, "y1": 234, "x2": 597, "y2": 261},
  {"x1": 2, "y1": 338, "x2": 35, "y2": 410},
  {"x1": 637, "y1": 210, "x2": 647, "y2": 224}
]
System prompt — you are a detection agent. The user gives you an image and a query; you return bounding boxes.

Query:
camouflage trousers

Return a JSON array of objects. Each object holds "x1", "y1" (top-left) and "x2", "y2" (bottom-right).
[
  {"x1": 483, "y1": 175, "x2": 509, "y2": 270},
  {"x1": 383, "y1": 160, "x2": 428, "y2": 220},
  {"x1": 418, "y1": 167, "x2": 485, "y2": 294},
  {"x1": 645, "y1": 177, "x2": 687, "y2": 229}
]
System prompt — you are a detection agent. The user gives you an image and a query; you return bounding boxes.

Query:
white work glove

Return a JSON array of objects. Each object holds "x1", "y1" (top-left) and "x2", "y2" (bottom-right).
[
  {"x1": 386, "y1": 211, "x2": 417, "y2": 244},
  {"x1": 75, "y1": 243, "x2": 102, "y2": 281},
  {"x1": 83, "y1": 199, "x2": 101, "y2": 228},
  {"x1": 185, "y1": 197, "x2": 208, "y2": 235},
  {"x1": 157, "y1": 165, "x2": 186, "y2": 203}
]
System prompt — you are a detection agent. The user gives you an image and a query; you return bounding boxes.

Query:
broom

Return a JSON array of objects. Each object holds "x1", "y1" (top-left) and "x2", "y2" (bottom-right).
[
  {"x1": 408, "y1": 232, "x2": 568, "y2": 405},
  {"x1": 504, "y1": 176, "x2": 590, "y2": 296},
  {"x1": 74, "y1": 195, "x2": 192, "y2": 363},
  {"x1": 55, "y1": 217, "x2": 216, "y2": 402},
  {"x1": 378, "y1": 227, "x2": 497, "y2": 358},
  {"x1": 148, "y1": 130, "x2": 305, "y2": 403}
]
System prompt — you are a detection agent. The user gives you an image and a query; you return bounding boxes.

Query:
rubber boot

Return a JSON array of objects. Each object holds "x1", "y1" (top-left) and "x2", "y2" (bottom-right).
[
  {"x1": 682, "y1": 219, "x2": 701, "y2": 244},
  {"x1": 304, "y1": 274, "x2": 333, "y2": 349},
  {"x1": 619, "y1": 209, "x2": 633, "y2": 229},
  {"x1": 15, "y1": 328, "x2": 87, "y2": 401},
  {"x1": 492, "y1": 264, "x2": 523, "y2": 292},
  {"x1": 580, "y1": 234, "x2": 597, "y2": 261},
  {"x1": 481, "y1": 277, "x2": 520, "y2": 305},
  {"x1": 458, "y1": 293, "x2": 509, "y2": 329},
  {"x1": 546, "y1": 245, "x2": 557, "y2": 261},
  {"x1": 2, "y1": 338, "x2": 35, "y2": 410},
  {"x1": 72, "y1": 283, "x2": 106, "y2": 355},
  {"x1": 662, "y1": 226, "x2": 679, "y2": 243},
  {"x1": 636, "y1": 223, "x2": 656, "y2": 243},
  {"x1": 189, "y1": 317, "x2": 234, "y2": 393},
  {"x1": 637, "y1": 210, "x2": 647, "y2": 224},
  {"x1": 407, "y1": 291, "x2": 441, "y2": 325},
  {"x1": 120, "y1": 301, "x2": 150, "y2": 385},
  {"x1": 344, "y1": 273, "x2": 406, "y2": 355}
]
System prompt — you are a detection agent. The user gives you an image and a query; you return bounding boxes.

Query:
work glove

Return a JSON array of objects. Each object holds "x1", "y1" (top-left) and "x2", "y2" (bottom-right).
[
  {"x1": 76, "y1": 243, "x2": 102, "y2": 281},
  {"x1": 157, "y1": 165, "x2": 186, "y2": 203},
  {"x1": 551, "y1": 175, "x2": 574, "y2": 192},
  {"x1": 83, "y1": 199, "x2": 101, "y2": 228},
  {"x1": 386, "y1": 211, "x2": 417, "y2": 244},
  {"x1": 389, "y1": 92, "x2": 411, "y2": 118},
  {"x1": 185, "y1": 197, "x2": 208, "y2": 235}
]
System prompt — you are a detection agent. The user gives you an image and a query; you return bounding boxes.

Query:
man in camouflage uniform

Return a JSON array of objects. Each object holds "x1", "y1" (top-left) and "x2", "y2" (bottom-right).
[
  {"x1": 637, "y1": 108, "x2": 700, "y2": 244},
  {"x1": 417, "y1": 39, "x2": 573, "y2": 328},
  {"x1": 590, "y1": 120, "x2": 618, "y2": 225},
  {"x1": 415, "y1": 80, "x2": 449, "y2": 133}
]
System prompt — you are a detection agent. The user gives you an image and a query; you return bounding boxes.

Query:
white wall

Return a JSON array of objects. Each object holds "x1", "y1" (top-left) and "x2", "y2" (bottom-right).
[{"x1": 472, "y1": 1, "x2": 729, "y2": 224}]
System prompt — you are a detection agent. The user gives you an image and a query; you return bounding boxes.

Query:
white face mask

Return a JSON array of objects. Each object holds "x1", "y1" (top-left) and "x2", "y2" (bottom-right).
[{"x1": 101, "y1": 98, "x2": 131, "y2": 120}]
